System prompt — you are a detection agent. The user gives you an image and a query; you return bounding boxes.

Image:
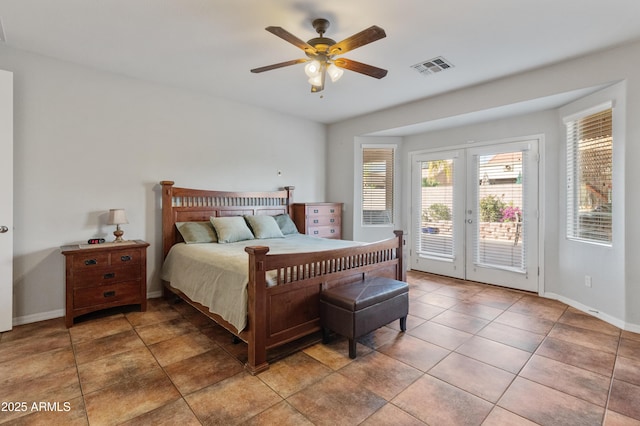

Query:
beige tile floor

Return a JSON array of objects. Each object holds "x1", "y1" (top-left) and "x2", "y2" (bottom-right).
[{"x1": 1, "y1": 271, "x2": 639, "y2": 425}]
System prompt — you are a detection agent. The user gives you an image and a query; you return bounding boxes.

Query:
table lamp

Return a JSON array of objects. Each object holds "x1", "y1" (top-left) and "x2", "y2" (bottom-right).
[{"x1": 107, "y1": 209, "x2": 128, "y2": 242}]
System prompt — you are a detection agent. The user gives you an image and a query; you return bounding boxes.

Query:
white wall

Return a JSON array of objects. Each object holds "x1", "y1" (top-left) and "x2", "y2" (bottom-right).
[
  {"x1": 555, "y1": 84, "x2": 626, "y2": 328},
  {"x1": 327, "y1": 40, "x2": 640, "y2": 330},
  {"x1": 0, "y1": 46, "x2": 327, "y2": 324}
]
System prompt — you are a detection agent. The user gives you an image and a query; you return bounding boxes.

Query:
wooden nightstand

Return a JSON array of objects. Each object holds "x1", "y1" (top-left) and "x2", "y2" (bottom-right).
[
  {"x1": 291, "y1": 202, "x2": 343, "y2": 239},
  {"x1": 61, "y1": 240, "x2": 149, "y2": 327}
]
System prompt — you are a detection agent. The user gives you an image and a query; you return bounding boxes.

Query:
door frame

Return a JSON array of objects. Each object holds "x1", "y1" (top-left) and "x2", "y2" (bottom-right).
[{"x1": 407, "y1": 135, "x2": 545, "y2": 295}]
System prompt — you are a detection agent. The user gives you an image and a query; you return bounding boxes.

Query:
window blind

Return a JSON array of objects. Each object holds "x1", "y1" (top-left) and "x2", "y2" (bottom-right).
[
  {"x1": 362, "y1": 147, "x2": 394, "y2": 225},
  {"x1": 565, "y1": 107, "x2": 613, "y2": 244},
  {"x1": 473, "y1": 150, "x2": 527, "y2": 272},
  {"x1": 417, "y1": 159, "x2": 455, "y2": 259}
]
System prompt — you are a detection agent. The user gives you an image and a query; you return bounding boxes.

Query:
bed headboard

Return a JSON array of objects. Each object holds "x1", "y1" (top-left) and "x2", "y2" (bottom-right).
[{"x1": 160, "y1": 181, "x2": 295, "y2": 259}]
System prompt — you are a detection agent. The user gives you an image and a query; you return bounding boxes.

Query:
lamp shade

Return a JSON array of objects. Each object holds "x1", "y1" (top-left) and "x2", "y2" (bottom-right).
[
  {"x1": 327, "y1": 64, "x2": 344, "y2": 82},
  {"x1": 304, "y1": 60, "x2": 321, "y2": 77},
  {"x1": 107, "y1": 209, "x2": 128, "y2": 225}
]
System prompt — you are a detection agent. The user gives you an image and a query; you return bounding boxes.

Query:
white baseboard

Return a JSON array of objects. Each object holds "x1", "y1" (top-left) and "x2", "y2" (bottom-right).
[
  {"x1": 12, "y1": 293, "x2": 164, "y2": 327},
  {"x1": 544, "y1": 292, "x2": 640, "y2": 332},
  {"x1": 13, "y1": 309, "x2": 64, "y2": 326}
]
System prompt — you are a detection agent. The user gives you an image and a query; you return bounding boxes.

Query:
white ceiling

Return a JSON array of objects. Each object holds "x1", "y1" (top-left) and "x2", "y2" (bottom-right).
[{"x1": 1, "y1": 0, "x2": 639, "y2": 125}]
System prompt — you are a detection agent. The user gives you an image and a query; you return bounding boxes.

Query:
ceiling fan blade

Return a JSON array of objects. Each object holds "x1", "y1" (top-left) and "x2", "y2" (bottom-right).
[
  {"x1": 265, "y1": 26, "x2": 318, "y2": 55},
  {"x1": 334, "y1": 58, "x2": 388, "y2": 79},
  {"x1": 329, "y1": 26, "x2": 386, "y2": 55},
  {"x1": 251, "y1": 59, "x2": 308, "y2": 73}
]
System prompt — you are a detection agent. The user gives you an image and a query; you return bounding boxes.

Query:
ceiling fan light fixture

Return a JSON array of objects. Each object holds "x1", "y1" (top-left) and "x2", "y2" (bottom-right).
[
  {"x1": 308, "y1": 74, "x2": 323, "y2": 86},
  {"x1": 327, "y1": 63, "x2": 344, "y2": 82},
  {"x1": 251, "y1": 19, "x2": 387, "y2": 94},
  {"x1": 304, "y1": 60, "x2": 322, "y2": 77}
]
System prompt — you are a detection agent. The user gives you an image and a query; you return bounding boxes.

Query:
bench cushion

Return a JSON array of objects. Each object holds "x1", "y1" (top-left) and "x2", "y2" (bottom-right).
[{"x1": 320, "y1": 276, "x2": 408, "y2": 311}]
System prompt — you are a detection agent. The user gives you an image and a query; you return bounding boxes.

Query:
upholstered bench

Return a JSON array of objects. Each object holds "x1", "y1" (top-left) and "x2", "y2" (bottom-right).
[{"x1": 320, "y1": 276, "x2": 409, "y2": 359}]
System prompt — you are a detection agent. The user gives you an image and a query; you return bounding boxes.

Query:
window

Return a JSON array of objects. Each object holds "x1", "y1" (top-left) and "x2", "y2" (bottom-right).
[
  {"x1": 362, "y1": 146, "x2": 395, "y2": 225},
  {"x1": 565, "y1": 104, "x2": 613, "y2": 244}
]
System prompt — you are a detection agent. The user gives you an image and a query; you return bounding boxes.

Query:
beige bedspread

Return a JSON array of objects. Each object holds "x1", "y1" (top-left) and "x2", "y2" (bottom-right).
[{"x1": 161, "y1": 234, "x2": 361, "y2": 332}]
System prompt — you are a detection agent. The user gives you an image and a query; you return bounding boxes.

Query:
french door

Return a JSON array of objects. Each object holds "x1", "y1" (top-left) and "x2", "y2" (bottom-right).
[{"x1": 411, "y1": 139, "x2": 539, "y2": 292}]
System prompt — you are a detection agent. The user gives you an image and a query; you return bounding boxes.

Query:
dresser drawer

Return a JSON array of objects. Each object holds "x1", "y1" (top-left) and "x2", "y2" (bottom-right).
[
  {"x1": 306, "y1": 205, "x2": 341, "y2": 216},
  {"x1": 307, "y1": 215, "x2": 341, "y2": 227},
  {"x1": 292, "y1": 203, "x2": 343, "y2": 240},
  {"x1": 72, "y1": 264, "x2": 140, "y2": 289},
  {"x1": 308, "y1": 226, "x2": 341, "y2": 239},
  {"x1": 74, "y1": 281, "x2": 141, "y2": 309}
]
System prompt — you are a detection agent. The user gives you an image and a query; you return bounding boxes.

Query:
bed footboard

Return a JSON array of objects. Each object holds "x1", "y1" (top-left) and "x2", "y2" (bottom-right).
[{"x1": 244, "y1": 230, "x2": 404, "y2": 374}]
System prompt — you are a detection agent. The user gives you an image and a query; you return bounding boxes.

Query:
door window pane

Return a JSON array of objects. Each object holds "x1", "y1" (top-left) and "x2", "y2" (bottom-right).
[
  {"x1": 417, "y1": 159, "x2": 455, "y2": 259},
  {"x1": 474, "y1": 151, "x2": 526, "y2": 272}
]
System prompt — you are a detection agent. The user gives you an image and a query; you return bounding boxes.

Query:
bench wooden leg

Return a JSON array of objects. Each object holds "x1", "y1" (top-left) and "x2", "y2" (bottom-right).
[{"x1": 400, "y1": 316, "x2": 407, "y2": 332}]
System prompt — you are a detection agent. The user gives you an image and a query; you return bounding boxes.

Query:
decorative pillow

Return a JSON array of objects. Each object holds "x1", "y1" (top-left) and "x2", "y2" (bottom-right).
[
  {"x1": 176, "y1": 221, "x2": 217, "y2": 244},
  {"x1": 210, "y1": 216, "x2": 255, "y2": 243},
  {"x1": 274, "y1": 214, "x2": 299, "y2": 235},
  {"x1": 244, "y1": 215, "x2": 284, "y2": 239}
]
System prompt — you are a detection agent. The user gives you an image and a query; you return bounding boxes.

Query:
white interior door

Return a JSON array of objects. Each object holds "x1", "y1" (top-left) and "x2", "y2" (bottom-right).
[
  {"x1": 411, "y1": 139, "x2": 539, "y2": 292},
  {"x1": 0, "y1": 70, "x2": 13, "y2": 331}
]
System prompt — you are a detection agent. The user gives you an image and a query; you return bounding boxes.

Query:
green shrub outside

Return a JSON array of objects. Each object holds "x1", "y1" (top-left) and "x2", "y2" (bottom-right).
[
  {"x1": 479, "y1": 195, "x2": 505, "y2": 222},
  {"x1": 427, "y1": 203, "x2": 451, "y2": 221}
]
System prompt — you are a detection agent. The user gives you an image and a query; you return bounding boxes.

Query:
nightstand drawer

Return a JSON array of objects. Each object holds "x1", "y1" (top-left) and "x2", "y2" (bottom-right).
[
  {"x1": 112, "y1": 249, "x2": 143, "y2": 266},
  {"x1": 71, "y1": 252, "x2": 110, "y2": 270},
  {"x1": 306, "y1": 205, "x2": 340, "y2": 216},
  {"x1": 72, "y1": 264, "x2": 140, "y2": 288},
  {"x1": 74, "y1": 281, "x2": 140, "y2": 309}
]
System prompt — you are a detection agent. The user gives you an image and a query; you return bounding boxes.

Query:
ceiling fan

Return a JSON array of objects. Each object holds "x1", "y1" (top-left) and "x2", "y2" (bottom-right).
[{"x1": 250, "y1": 18, "x2": 387, "y2": 93}]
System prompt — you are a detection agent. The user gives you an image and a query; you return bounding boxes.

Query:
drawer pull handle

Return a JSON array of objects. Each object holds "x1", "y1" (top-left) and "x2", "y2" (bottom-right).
[
  {"x1": 313, "y1": 230, "x2": 319, "y2": 235},
  {"x1": 330, "y1": 209, "x2": 335, "y2": 213},
  {"x1": 103, "y1": 291, "x2": 116, "y2": 298},
  {"x1": 313, "y1": 219, "x2": 319, "y2": 223},
  {"x1": 330, "y1": 229, "x2": 335, "y2": 233},
  {"x1": 313, "y1": 209, "x2": 319, "y2": 213},
  {"x1": 84, "y1": 259, "x2": 97, "y2": 266},
  {"x1": 330, "y1": 219, "x2": 335, "y2": 223},
  {"x1": 103, "y1": 272, "x2": 116, "y2": 279},
  {"x1": 121, "y1": 255, "x2": 132, "y2": 262}
]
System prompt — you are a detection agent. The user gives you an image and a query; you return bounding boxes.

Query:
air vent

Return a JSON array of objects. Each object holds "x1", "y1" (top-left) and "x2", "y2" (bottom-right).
[{"x1": 411, "y1": 56, "x2": 454, "y2": 75}]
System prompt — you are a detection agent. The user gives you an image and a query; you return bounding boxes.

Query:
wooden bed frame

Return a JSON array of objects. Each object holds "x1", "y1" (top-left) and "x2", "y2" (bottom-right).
[{"x1": 160, "y1": 180, "x2": 404, "y2": 374}]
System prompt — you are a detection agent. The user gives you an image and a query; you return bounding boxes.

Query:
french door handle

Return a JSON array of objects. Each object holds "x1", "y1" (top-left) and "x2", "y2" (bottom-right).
[{"x1": 0, "y1": 226, "x2": 8, "y2": 233}]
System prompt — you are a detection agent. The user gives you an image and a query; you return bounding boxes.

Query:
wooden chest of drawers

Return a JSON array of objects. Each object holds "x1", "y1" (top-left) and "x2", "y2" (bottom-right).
[
  {"x1": 61, "y1": 240, "x2": 149, "y2": 327},
  {"x1": 291, "y1": 202, "x2": 343, "y2": 239}
]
